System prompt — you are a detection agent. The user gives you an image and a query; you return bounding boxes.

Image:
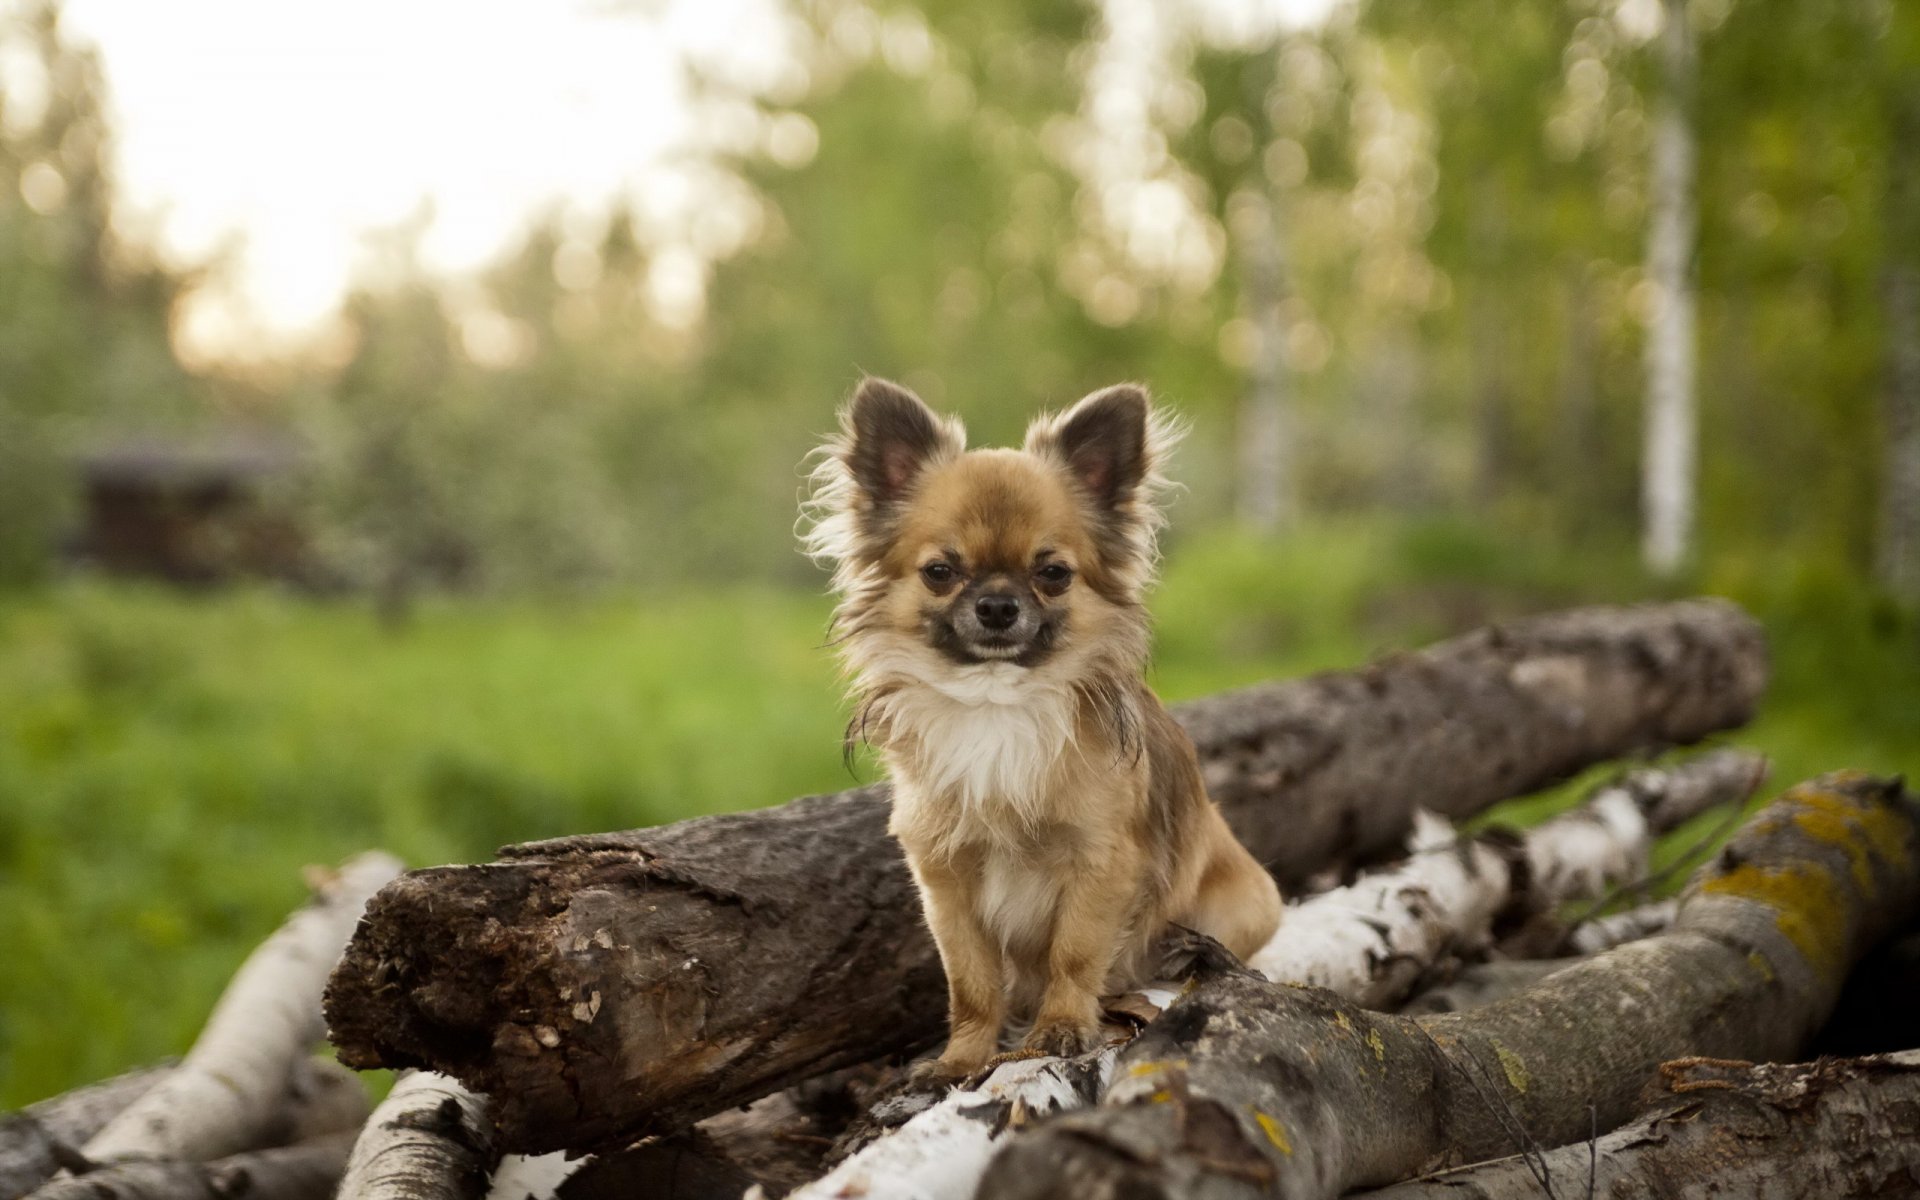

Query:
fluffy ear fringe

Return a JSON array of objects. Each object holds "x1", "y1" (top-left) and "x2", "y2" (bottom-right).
[
  {"x1": 1024, "y1": 384, "x2": 1186, "y2": 592},
  {"x1": 797, "y1": 382, "x2": 966, "y2": 598}
]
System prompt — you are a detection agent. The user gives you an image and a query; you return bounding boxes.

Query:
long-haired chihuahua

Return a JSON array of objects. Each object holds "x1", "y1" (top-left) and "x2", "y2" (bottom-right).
[{"x1": 802, "y1": 378, "x2": 1281, "y2": 1080}]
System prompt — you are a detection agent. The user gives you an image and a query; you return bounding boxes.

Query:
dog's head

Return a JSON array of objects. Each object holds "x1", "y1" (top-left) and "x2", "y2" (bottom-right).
[{"x1": 802, "y1": 378, "x2": 1178, "y2": 680}]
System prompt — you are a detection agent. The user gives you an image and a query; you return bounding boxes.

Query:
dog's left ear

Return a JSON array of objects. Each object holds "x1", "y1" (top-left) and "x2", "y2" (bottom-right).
[{"x1": 1028, "y1": 384, "x2": 1151, "y2": 510}]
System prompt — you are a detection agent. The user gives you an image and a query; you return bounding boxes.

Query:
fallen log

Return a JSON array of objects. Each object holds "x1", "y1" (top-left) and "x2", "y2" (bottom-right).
[
  {"x1": 20, "y1": 1133, "x2": 354, "y2": 1200},
  {"x1": 84, "y1": 853, "x2": 401, "y2": 1165},
  {"x1": 1565, "y1": 896, "x2": 1679, "y2": 954},
  {"x1": 1355, "y1": 1052, "x2": 1920, "y2": 1200},
  {"x1": 1, "y1": 1067, "x2": 173, "y2": 1200},
  {"x1": 324, "y1": 601, "x2": 1765, "y2": 1155},
  {"x1": 793, "y1": 750, "x2": 1762, "y2": 1200},
  {"x1": 977, "y1": 771, "x2": 1919, "y2": 1200},
  {"x1": 335, "y1": 1072, "x2": 495, "y2": 1200},
  {"x1": 1397, "y1": 960, "x2": 1574, "y2": 1016}
]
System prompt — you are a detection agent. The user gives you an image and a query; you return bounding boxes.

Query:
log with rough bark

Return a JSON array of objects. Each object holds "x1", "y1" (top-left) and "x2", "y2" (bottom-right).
[
  {"x1": 324, "y1": 601, "x2": 1765, "y2": 1155},
  {"x1": 20, "y1": 1133, "x2": 355, "y2": 1200},
  {"x1": 1397, "y1": 960, "x2": 1574, "y2": 1016},
  {"x1": 1, "y1": 1067, "x2": 172, "y2": 1200},
  {"x1": 792, "y1": 750, "x2": 1762, "y2": 1200},
  {"x1": 83, "y1": 853, "x2": 401, "y2": 1165},
  {"x1": 1356, "y1": 1052, "x2": 1920, "y2": 1200},
  {"x1": 3, "y1": 1059, "x2": 368, "y2": 1200},
  {"x1": 978, "y1": 771, "x2": 1920, "y2": 1200},
  {"x1": 335, "y1": 1072, "x2": 495, "y2": 1200}
]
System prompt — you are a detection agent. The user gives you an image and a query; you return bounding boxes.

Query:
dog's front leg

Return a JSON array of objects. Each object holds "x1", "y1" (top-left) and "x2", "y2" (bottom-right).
[
  {"x1": 1024, "y1": 846, "x2": 1140, "y2": 1057},
  {"x1": 908, "y1": 855, "x2": 1006, "y2": 1080}
]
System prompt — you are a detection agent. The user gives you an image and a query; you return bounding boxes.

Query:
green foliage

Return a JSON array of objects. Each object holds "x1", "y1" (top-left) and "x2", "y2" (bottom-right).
[
  {"x1": 0, "y1": 2, "x2": 198, "y2": 584},
  {"x1": 3, "y1": 531, "x2": 1914, "y2": 1106}
]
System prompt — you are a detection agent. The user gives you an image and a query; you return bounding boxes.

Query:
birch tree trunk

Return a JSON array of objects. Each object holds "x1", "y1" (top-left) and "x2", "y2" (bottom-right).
[
  {"x1": 20, "y1": 1134, "x2": 355, "y2": 1200},
  {"x1": 978, "y1": 772, "x2": 1919, "y2": 1200},
  {"x1": 82, "y1": 853, "x2": 401, "y2": 1165},
  {"x1": 335, "y1": 1072, "x2": 495, "y2": 1200},
  {"x1": 1356, "y1": 1052, "x2": 1920, "y2": 1200},
  {"x1": 325, "y1": 602, "x2": 1765, "y2": 1157},
  {"x1": 1, "y1": 1066, "x2": 172, "y2": 1200},
  {"x1": 1642, "y1": 0, "x2": 1698, "y2": 576}
]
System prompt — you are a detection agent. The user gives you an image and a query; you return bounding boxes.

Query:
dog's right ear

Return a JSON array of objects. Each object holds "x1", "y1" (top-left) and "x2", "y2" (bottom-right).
[{"x1": 844, "y1": 378, "x2": 964, "y2": 505}]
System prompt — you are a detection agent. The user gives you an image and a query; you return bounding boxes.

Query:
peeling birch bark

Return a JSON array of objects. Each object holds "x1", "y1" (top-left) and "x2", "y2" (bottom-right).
[
  {"x1": 977, "y1": 772, "x2": 1919, "y2": 1200},
  {"x1": 1, "y1": 1066, "x2": 172, "y2": 1200},
  {"x1": 335, "y1": 1072, "x2": 495, "y2": 1200},
  {"x1": 81, "y1": 853, "x2": 401, "y2": 1165},
  {"x1": 795, "y1": 751, "x2": 1760, "y2": 1200},
  {"x1": 1248, "y1": 749, "x2": 1762, "y2": 1006},
  {"x1": 325, "y1": 602, "x2": 1765, "y2": 1156},
  {"x1": 1565, "y1": 897, "x2": 1679, "y2": 954},
  {"x1": 1356, "y1": 1052, "x2": 1920, "y2": 1200},
  {"x1": 483, "y1": 1154, "x2": 583, "y2": 1200},
  {"x1": 21, "y1": 1133, "x2": 354, "y2": 1200}
]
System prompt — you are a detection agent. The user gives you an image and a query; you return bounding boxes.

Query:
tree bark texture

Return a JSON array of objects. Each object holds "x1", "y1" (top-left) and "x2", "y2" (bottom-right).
[
  {"x1": 324, "y1": 601, "x2": 1765, "y2": 1156},
  {"x1": 20, "y1": 1135, "x2": 354, "y2": 1200},
  {"x1": 1356, "y1": 1052, "x2": 1920, "y2": 1200},
  {"x1": 84, "y1": 853, "x2": 401, "y2": 1165},
  {"x1": 1, "y1": 1067, "x2": 172, "y2": 1200},
  {"x1": 334, "y1": 1073, "x2": 495, "y2": 1200},
  {"x1": 1397, "y1": 959, "x2": 1574, "y2": 1017},
  {"x1": 792, "y1": 749, "x2": 1760, "y2": 1200},
  {"x1": 977, "y1": 772, "x2": 1919, "y2": 1200}
]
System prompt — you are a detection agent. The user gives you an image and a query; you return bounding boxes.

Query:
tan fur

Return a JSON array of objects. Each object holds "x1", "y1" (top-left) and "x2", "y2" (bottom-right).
[{"x1": 801, "y1": 379, "x2": 1283, "y2": 1076}]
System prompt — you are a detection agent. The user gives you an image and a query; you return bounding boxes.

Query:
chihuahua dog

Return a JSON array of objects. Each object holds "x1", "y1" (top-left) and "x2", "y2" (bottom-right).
[{"x1": 802, "y1": 378, "x2": 1282, "y2": 1079}]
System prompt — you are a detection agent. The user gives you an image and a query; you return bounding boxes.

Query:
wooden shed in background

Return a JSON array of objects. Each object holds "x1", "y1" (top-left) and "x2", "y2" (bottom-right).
[{"x1": 72, "y1": 434, "x2": 311, "y2": 585}]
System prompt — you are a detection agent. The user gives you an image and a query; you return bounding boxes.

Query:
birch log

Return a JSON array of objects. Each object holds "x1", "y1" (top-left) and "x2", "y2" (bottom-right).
[
  {"x1": 325, "y1": 601, "x2": 1765, "y2": 1155},
  {"x1": 334, "y1": 1072, "x2": 495, "y2": 1200},
  {"x1": 82, "y1": 853, "x2": 400, "y2": 1165},
  {"x1": 977, "y1": 772, "x2": 1920, "y2": 1200},
  {"x1": 1, "y1": 1067, "x2": 172, "y2": 1200},
  {"x1": 1565, "y1": 896, "x2": 1679, "y2": 954},
  {"x1": 794, "y1": 750, "x2": 1761, "y2": 1200},
  {"x1": 483, "y1": 1155, "x2": 582, "y2": 1200},
  {"x1": 1357, "y1": 1052, "x2": 1920, "y2": 1200},
  {"x1": 20, "y1": 1133, "x2": 354, "y2": 1200}
]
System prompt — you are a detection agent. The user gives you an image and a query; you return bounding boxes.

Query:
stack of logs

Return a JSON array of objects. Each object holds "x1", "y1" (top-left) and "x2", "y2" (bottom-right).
[{"x1": 7, "y1": 599, "x2": 1919, "y2": 1200}]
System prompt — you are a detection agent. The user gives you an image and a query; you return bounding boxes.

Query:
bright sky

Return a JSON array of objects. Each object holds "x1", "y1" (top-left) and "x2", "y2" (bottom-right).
[
  {"x1": 52, "y1": 0, "x2": 1337, "y2": 363},
  {"x1": 59, "y1": 0, "x2": 798, "y2": 359}
]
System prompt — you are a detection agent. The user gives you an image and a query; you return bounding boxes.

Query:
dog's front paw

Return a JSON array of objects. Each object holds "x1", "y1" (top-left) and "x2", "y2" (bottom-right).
[
  {"x1": 1022, "y1": 1019, "x2": 1104, "y2": 1058},
  {"x1": 906, "y1": 1055, "x2": 976, "y2": 1091}
]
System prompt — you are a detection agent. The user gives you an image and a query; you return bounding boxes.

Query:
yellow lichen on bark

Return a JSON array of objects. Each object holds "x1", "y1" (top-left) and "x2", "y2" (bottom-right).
[
  {"x1": 1786, "y1": 781, "x2": 1913, "y2": 896},
  {"x1": 1255, "y1": 1111, "x2": 1293, "y2": 1156},
  {"x1": 1702, "y1": 862, "x2": 1847, "y2": 980}
]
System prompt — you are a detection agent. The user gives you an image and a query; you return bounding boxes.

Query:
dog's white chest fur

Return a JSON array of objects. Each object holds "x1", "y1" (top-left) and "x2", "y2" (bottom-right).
[{"x1": 883, "y1": 662, "x2": 1075, "y2": 826}]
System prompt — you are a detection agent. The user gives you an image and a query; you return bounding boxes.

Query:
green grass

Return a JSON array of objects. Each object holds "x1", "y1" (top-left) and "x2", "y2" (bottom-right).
[{"x1": 2, "y1": 519, "x2": 1914, "y2": 1106}]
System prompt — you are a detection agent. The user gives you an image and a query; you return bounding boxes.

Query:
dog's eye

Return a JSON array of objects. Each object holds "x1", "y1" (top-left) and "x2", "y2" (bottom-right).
[
  {"x1": 921, "y1": 562, "x2": 956, "y2": 586},
  {"x1": 1035, "y1": 563, "x2": 1073, "y2": 587}
]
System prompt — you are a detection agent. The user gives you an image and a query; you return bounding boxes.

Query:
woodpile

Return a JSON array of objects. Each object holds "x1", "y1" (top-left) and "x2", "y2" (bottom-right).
[{"x1": 11, "y1": 599, "x2": 1916, "y2": 1200}]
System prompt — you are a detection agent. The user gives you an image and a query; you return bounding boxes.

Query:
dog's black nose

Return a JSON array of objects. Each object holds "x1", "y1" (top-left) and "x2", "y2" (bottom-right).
[{"x1": 975, "y1": 594, "x2": 1020, "y2": 631}]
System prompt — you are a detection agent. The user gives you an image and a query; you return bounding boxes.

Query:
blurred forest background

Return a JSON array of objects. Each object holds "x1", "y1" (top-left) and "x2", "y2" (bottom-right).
[{"x1": 2, "y1": 0, "x2": 1917, "y2": 1105}]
